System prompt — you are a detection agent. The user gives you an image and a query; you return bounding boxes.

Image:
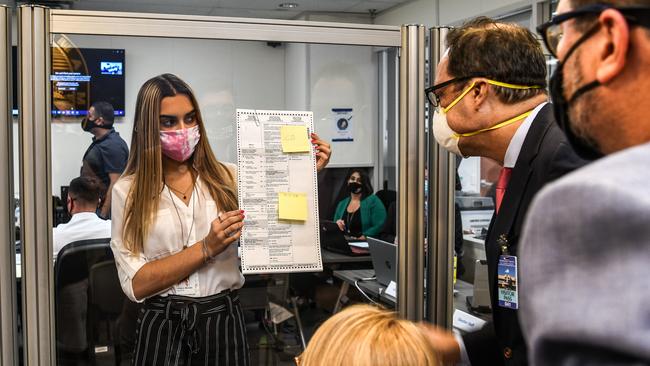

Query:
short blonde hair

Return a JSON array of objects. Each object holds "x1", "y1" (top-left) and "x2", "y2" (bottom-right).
[{"x1": 298, "y1": 305, "x2": 439, "y2": 366}]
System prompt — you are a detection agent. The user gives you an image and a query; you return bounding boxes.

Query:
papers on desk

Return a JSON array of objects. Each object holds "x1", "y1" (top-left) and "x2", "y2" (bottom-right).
[
  {"x1": 385, "y1": 280, "x2": 397, "y2": 298},
  {"x1": 236, "y1": 109, "x2": 322, "y2": 274},
  {"x1": 348, "y1": 241, "x2": 368, "y2": 249},
  {"x1": 453, "y1": 309, "x2": 487, "y2": 333}
]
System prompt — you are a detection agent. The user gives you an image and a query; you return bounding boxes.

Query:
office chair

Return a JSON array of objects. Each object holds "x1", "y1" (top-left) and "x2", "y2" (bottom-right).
[
  {"x1": 54, "y1": 238, "x2": 112, "y2": 366},
  {"x1": 89, "y1": 260, "x2": 125, "y2": 366},
  {"x1": 374, "y1": 188, "x2": 396, "y2": 211}
]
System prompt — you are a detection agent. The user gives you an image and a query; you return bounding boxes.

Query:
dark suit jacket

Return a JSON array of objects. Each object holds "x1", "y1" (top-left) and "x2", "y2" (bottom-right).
[{"x1": 462, "y1": 104, "x2": 589, "y2": 366}]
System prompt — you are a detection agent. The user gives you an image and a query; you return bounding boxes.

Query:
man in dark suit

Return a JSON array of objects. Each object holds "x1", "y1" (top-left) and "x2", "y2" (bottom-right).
[{"x1": 420, "y1": 18, "x2": 588, "y2": 365}]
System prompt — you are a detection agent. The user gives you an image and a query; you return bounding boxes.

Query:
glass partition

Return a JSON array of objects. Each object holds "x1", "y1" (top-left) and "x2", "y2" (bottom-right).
[{"x1": 44, "y1": 25, "x2": 403, "y2": 365}]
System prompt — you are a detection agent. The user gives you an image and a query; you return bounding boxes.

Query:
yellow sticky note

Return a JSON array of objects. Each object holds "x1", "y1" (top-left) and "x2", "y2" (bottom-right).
[
  {"x1": 280, "y1": 125, "x2": 311, "y2": 153},
  {"x1": 278, "y1": 192, "x2": 308, "y2": 221}
]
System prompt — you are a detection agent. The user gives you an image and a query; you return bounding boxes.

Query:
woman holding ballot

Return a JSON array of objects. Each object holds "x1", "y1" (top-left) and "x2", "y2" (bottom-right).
[
  {"x1": 334, "y1": 169, "x2": 386, "y2": 240},
  {"x1": 110, "y1": 73, "x2": 330, "y2": 365}
]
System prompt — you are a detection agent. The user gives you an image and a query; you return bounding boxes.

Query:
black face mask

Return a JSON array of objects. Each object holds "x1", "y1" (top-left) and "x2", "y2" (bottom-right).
[
  {"x1": 81, "y1": 116, "x2": 108, "y2": 132},
  {"x1": 347, "y1": 182, "x2": 363, "y2": 195},
  {"x1": 550, "y1": 23, "x2": 604, "y2": 160}
]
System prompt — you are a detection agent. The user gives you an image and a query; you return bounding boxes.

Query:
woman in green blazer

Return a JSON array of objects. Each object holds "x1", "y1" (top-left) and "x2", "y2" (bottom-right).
[{"x1": 333, "y1": 169, "x2": 387, "y2": 239}]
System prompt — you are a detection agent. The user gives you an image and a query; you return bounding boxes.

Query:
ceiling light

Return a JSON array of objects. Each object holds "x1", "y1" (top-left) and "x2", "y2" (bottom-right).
[{"x1": 278, "y1": 2, "x2": 299, "y2": 9}]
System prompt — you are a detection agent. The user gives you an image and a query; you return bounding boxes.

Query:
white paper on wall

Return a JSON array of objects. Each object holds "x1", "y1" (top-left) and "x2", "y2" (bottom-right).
[{"x1": 331, "y1": 108, "x2": 353, "y2": 142}]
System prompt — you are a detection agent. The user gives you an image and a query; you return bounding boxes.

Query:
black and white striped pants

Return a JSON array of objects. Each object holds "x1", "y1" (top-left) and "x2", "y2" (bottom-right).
[{"x1": 133, "y1": 290, "x2": 250, "y2": 366}]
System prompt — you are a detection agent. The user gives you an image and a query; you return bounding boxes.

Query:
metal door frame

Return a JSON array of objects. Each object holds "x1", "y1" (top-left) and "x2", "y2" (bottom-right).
[
  {"x1": 0, "y1": 4, "x2": 18, "y2": 366},
  {"x1": 426, "y1": 26, "x2": 456, "y2": 328}
]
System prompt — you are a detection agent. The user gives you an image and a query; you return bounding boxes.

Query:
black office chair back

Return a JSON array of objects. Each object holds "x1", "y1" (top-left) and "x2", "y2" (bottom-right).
[
  {"x1": 54, "y1": 238, "x2": 113, "y2": 361},
  {"x1": 89, "y1": 260, "x2": 125, "y2": 316},
  {"x1": 374, "y1": 189, "x2": 396, "y2": 211},
  {"x1": 55, "y1": 238, "x2": 113, "y2": 289}
]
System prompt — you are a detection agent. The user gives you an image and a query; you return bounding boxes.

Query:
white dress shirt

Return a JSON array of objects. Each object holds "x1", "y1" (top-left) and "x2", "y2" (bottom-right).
[
  {"x1": 53, "y1": 212, "x2": 112, "y2": 259},
  {"x1": 110, "y1": 164, "x2": 244, "y2": 303},
  {"x1": 503, "y1": 102, "x2": 548, "y2": 168}
]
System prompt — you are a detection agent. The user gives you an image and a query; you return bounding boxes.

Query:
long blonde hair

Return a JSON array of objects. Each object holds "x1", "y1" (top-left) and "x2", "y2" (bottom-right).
[
  {"x1": 121, "y1": 73, "x2": 238, "y2": 254},
  {"x1": 298, "y1": 305, "x2": 439, "y2": 366}
]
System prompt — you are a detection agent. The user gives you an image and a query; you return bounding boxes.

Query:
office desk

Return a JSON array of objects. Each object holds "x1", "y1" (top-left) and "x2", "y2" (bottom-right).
[
  {"x1": 332, "y1": 269, "x2": 481, "y2": 316},
  {"x1": 321, "y1": 248, "x2": 371, "y2": 264},
  {"x1": 332, "y1": 269, "x2": 394, "y2": 311},
  {"x1": 461, "y1": 234, "x2": 487, "y2": 283}
]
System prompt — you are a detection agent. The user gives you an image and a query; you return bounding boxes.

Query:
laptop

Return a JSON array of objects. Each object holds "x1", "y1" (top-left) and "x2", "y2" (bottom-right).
[
  {"x1": 367, "y1": 237, "x2": 396, "y2": 286},
  {"x1": 320, "y1": 220, "x2": 369, "y2": 256}
]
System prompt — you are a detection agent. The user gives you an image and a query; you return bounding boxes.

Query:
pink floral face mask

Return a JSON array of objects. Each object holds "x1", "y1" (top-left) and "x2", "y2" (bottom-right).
[{"x1": 159, "y1": 125, "x2": 201, "y2": 162}]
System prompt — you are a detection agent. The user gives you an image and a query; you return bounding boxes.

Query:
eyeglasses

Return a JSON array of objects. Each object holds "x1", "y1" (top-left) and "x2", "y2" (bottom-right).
[
  {"x1": 425, "y1": 75, "x2": 483, "y2": 108},
  {"x1": 537, "y1": 4, "x2": 650, "y2": 58}
]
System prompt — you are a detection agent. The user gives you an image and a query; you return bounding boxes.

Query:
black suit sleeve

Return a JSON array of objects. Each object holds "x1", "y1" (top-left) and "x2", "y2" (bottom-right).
[
  {"x1": 462, "y1": 322, "x2": 504, "y2": 366},
  {"x1": 545, "y1": 141, "x2": 589, "y2": 182}
]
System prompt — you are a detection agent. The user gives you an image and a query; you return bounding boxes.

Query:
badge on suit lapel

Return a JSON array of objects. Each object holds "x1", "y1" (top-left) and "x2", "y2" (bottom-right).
[
  {"x1": 497, "y1": 234, "x2": 509, "y2": 255},
  {"x1": 497, "y1": 234, "x2": 518, "y2": 310}
]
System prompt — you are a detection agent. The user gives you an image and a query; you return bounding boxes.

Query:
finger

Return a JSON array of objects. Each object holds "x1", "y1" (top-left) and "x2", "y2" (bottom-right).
[
  {"x1": 219, "y1": 212, "x2": 245, "y2": 230},
  {"x1": 316, "y1": 150, "x2": 330, "y2": 161},
  {"x1": 222, "y1": 209, "x2": 244, "y2": 220},
  {"x1": 223, "y1": 230, "x2": 242, "y2": 245},
  {"x1": 316, "y1": 152, "x2": 328, "y2": 164},
  {"x1": 215, "y1": 229, "x2": 227, "y2": 242},
  {"x1": 317, "y1": 143, "x2": 331, "y2": 155},
  {"x1": 225, "y1": 221, "x2": 244, "y2": 235}
]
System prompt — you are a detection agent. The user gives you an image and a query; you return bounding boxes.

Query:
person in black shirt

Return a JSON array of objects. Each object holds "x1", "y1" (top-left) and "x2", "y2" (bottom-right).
[
  {"x1": 80, "y1": 101, "x2": 129, "y2": 219},
  {"x1": 333, "y1": 169, "x2": 386, "y2": 239}
]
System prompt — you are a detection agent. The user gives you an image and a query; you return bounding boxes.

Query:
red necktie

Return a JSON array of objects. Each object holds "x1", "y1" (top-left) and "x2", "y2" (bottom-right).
[{"x1": 495, "y1": 167, "x2": 513, "y2": 214}]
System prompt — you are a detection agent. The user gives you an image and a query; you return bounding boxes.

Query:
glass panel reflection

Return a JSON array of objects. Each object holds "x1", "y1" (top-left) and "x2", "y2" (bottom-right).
[{"x1": 47, "y1": 33, "x2": 399, "y2": 365}]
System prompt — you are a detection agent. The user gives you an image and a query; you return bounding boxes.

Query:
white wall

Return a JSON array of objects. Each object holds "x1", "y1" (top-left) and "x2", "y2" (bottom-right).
[
  {"x1": 14, "y1": 31, "x2": 381, "y2": 194},
  {"x1": 375, "y1": 0, "x2": 531, "y2": 27},
  {"x1": 10, "y1": 12, "x2": 386, "y2": 195},
  {"x1": 287, "y1": 11, "x2": 380, "y2": 168},
  {"x1": 375, "y1": 0, "x2": 436, "y2": 27},
  {"x1": 308, "y1": 43, "x2": 378, "y2": 168},
  {"x1": 438, "y1": 0, "x2": 530, "y2": 25}
]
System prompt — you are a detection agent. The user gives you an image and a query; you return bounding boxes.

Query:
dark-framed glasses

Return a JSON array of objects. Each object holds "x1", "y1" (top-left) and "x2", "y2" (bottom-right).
[
  {"x1": 538, "y1": 3, "x2": 650, "y2": 58},
  {"x1": 425, "y1": 75, "x2": 481, "y2": 108}
]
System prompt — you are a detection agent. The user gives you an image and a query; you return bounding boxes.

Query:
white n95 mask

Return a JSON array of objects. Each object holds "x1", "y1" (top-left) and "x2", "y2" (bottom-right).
[{"x1": 432, "y1": 106, "x2": 465, "y2": 157}]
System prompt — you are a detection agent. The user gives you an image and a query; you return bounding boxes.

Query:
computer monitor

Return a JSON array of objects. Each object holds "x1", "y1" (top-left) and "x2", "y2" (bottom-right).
[
  {"x1": 367, "y1": 237, "x2": 396, "y2": 286},
  {"x1": 320, "y1": 220, "x2": 368, "y2": 256},
  {"x1": 11, "y1": 46, "x2": 126, "y2": 117}
]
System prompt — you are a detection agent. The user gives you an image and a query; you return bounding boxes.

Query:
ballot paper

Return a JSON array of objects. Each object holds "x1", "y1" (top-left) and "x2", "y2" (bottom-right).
[{"x1": 236, "y1": 109, "x2": 323, "y2": 274}]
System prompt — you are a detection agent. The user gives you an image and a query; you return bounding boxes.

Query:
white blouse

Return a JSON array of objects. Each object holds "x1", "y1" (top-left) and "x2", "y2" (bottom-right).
[{"x1": 110, "y1": 165, "x2": 244, "y2": 302}]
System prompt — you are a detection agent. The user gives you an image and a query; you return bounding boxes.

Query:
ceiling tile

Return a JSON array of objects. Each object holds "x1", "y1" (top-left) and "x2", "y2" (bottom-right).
[
  {"x1": 345, "y1": 0, "x2": 406, "y2": 13},
  {"x1": 70, "y1": 0, "x2": 409, "y2": 19}
]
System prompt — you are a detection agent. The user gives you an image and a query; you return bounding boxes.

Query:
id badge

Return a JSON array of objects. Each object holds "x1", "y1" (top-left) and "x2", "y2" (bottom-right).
[
  {"x1": 497, "y1": 255, "x2": 518, "y2": 309},
  {"x1": 174, "y1": 272, "x2": 200, "y2": 297}
]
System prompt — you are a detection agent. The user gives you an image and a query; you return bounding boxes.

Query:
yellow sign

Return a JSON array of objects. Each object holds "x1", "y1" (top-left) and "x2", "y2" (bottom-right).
[
  {"x1": 278, "y1": 192, "x2": 308, "y2": 221},
  {"x1": 280, "y1": 125, "x2": 311, "y2": 153}
]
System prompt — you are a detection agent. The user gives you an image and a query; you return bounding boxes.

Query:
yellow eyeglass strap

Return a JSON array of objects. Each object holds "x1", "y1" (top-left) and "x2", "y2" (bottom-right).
[
  {"x1": 443, "y1": 81, "x2": 477, "y2": 113},
  {"x1": 485, "y1": 80, "x2": 543, "y2": 90},
  {"x1": 456, "y1": 109, "x2": 533, "y2": 138},
  {"x1": 442, "y1": 79, "x2": 543, "y2": 114}
]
